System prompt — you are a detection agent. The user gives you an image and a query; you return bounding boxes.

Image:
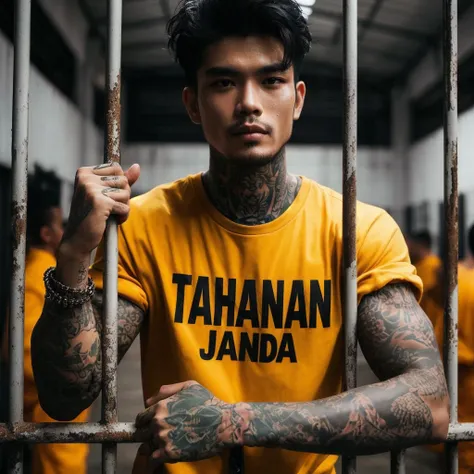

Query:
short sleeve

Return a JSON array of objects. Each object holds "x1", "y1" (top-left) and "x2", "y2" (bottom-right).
[
  {"x1": 357, "y1": 210, "x2": 423, "y2": 304},
  {"x1": 89, "y1": 223, "x2": 149, "y2": 313}
]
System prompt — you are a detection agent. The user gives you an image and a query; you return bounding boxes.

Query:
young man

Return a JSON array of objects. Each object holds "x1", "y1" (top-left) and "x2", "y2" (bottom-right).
[
  {"x1": 23, "y1": 184, "x2": 91, "y2": 474},
  {"x1": 406, "y1": 230, "x2": 443, "y2": 327},
  {"x1": 31, "y1": 1, "x2": 449, "y2": 473}
]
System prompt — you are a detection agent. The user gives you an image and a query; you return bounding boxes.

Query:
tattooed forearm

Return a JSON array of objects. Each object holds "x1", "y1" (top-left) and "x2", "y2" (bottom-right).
[
  {"x1": 221, "y1": 284, "x2": 449, "y2": 455},
  {"x1": 31, "y1": 291, "x2": 144, "y2": 421}
]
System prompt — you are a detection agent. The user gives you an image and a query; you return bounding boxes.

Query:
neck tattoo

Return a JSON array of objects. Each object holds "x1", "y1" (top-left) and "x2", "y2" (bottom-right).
[{"x1": 202, "y1": 148, "x2": 302, "y2": 226}]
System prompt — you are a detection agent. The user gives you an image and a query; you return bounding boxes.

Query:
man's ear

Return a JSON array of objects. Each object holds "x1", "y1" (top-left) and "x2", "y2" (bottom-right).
[
  {"x1": 39, "y1": 225, "x2": 52, "y2": 245},
  {"x1": 183, "y1": 87, "x2": 201, "y2": 125},
  {"x1": 293, "y1": 81, "x2": 306, "y2": 121}
]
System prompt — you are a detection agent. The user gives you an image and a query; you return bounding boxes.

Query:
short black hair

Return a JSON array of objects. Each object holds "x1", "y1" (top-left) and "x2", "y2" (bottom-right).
[
  {"x1": 26, "y1": 167, "x2": 61, "y2": 247},
  {"x1": 468, "y1": 223, "x2": 474, "y2": 256},
  {"x1": 26, "y1": 189, "x2": 58, "y2": 247},
  {"x1": 410, "y1": 230, "x2": 433, "y2": 249},
  {"x1": 167, "y1": 0, "x2": 312, "y2": 86}
]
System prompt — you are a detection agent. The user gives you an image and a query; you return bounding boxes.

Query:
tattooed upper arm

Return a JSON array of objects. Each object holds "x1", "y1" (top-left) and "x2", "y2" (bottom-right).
[
  {"x1": 357, "y1": 283, "x2": 442, "y2": 381},
  {"x1": 93, "y1": 291, "x2": 145, "y2": 362}
]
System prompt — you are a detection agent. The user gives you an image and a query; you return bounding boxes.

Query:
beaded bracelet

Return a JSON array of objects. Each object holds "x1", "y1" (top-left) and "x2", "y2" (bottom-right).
[{"x1": 44, "y1": 267, "x2": 95, "y2": 308}]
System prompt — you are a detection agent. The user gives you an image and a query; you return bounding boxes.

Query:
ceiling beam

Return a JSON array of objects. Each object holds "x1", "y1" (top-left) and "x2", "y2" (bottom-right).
[
  {"x1": 310, "y1": 7, "x2": 431, "y2": 42},
  {"x1": 394, "y1": 0, "x2": 473, "y2": 87}
]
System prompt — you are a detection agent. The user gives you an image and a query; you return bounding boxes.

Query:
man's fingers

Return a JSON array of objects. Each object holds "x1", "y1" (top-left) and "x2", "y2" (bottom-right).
[
  {"x1": 91, "y1": 161, "x2": 123, "y2": 176},
  {"x1": 100, "y1": 175, "x2": 129, "y2": 189},
  {"x1": 135, "y1": 405, "x2": 156, "y2": 429},
  {"x1": 124, "y1": 163, "x2": 140, "y2": 187},
  {"x1": 146, "y1": 380, "x2": 198, "y2": 407}
]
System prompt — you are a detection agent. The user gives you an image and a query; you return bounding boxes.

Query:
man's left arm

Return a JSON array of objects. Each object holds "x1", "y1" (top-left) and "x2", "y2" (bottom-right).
[{"x1": 136, "y1": 283, "x2": 449, "y2": 463}]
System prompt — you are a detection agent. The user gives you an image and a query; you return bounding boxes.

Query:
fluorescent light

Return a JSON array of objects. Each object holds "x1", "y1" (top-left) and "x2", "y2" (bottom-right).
[
  {"x1": 300, "y1": 5, "x2": 313, "y2": 18},
  {"x1": 298, "y1": 0, "x2": 316, "y2": 6}
]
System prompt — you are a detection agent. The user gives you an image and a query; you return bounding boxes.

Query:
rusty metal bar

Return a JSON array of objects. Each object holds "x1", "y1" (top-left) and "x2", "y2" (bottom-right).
[
  {"x1": 5, "y1": 421, "x2": 474, "y2": 444},
  {"x1": 8, "y1": 0, "x2": 31, "y2": 472},
  {"x1": 342, "y1": 0, "x2": 357, "y2": 473},
  {"x1": 102, "y1": 0, "x2": 123, "y2": 472},
  {"x1": 391, "y1": 450, "x2": 406, "y2": 474},
  {"x1": 443, "y1": 0, "x2": 459, "y2": 472},
  {"x1": 448, "y1": 423, "x2": 474, "y2": 441},
  {"x1": 0, "y1": 423, "x2": 145, "y2": 443}
]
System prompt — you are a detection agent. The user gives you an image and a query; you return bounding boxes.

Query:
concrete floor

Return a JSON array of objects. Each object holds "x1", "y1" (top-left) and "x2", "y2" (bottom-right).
[{"x1": 87, "y1": 343, "x2": 444, "y2": 474}]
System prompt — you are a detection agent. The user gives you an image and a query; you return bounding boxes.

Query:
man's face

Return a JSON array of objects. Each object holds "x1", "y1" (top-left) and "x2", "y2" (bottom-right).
[{"x1": 183, "y1": 36, "x2": 306, "y2": 164}]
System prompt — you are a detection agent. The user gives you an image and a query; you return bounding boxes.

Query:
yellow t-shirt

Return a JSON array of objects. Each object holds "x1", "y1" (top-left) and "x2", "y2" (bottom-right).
[
  {"x1": 90, "y1": 174, "x2": 422, "y2": 474},
  {"x1": 24, "y1": 248, "x2": 90, "y2": 474},
  {"x1": 415, "y1": 254, "x2": 443, "y2": 327},
  {"x1": 434, "y1": 265, "x2": 474, "y2": 473}
]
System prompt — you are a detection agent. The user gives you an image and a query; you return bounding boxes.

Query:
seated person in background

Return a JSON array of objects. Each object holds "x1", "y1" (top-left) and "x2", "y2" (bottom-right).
[
  {"x1": 435, "y1": 223, "x2": 474, "y2": 474},
  {"x1": 406, "y1": 230, "x2": 443, "y2": 327},
  {"x1": 23, "y1": 186, "x2": 91, "y2": 474},
  {"x1": 461, "y1": 225, "x2": 474, "y2": 270}
]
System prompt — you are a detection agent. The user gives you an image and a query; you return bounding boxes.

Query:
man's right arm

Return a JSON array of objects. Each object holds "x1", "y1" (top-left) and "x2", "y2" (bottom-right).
[
  {"x1": 32, "y1": 287, "x2": 144, "y2": 421},
  {"x1": 31, "y1": 161, "x2": 142, "y2": 421}
]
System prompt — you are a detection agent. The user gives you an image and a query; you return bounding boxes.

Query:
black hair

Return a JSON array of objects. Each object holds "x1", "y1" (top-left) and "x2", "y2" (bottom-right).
[
  {"x1": 468, "y1": 223, "x2": 474, "y2": 256},
  {"x1": 410, "y1": 230, "x2": 433, "y2": 250},
  {"x1": 26, "y1": 167, "x2": 61, "y2": 247},
  {"x1": 167, "y1": 0, "x2": 312, "y2": 86}
]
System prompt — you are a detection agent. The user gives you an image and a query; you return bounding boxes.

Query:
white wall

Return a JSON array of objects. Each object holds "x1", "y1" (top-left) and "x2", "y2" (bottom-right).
[
  {"x1": 123, "y1": 143, "x2": 400, "y2": 213},
  {"x1": 406, "y1": 106, "x2": 474, "y2": 250},
  {"x1": 0, "y1": 31, "x2": 103, "y2": 182}
]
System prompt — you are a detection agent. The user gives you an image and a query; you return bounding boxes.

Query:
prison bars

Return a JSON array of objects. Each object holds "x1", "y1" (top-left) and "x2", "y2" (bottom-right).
[
  {"x1": 0, "y1": 0, "x2": 468, "y2": 473},
  {"x1": 101, "y1": 0, "x2": 123, "y2": 472},
  {"x1": 341, "y1": 1, "x2": 358, "y2": 474},
  {"x1": 8, "y1": 0, "x2": 31, "y2": 472},
  {"x1": 443, "y1": 0, "x2": 459, "y2": 473}
]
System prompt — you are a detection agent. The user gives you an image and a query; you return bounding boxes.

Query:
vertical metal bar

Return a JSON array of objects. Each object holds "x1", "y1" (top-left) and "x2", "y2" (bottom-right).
[
  {"x1": 443, "y1": 0, "x2": 458, "y2": 472},
  {"x1": 391, "y1": 450, "x2": 406, "y2": 474},
  {"x1": 342, "y1": 0, "x2": 357, "y2": 473},
  {"x1": 102, "y1": 0, "x2": 122, "y2": 472},
  {"x1": 8, "y1": 0, "x2": 31, "y2": 472}
]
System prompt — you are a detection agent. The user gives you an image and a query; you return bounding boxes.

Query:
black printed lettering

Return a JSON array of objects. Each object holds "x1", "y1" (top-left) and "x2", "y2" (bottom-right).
[
  {"x1": 285, "y1": 280, "x2": 307, "y2": 329},
  {"x1": 261, "y1": 280, "x2": 284, "y2": 329},
  {"x1": 214, "y1": 278, "x2": 237, "y2": 326},
  {"x1": 216, "y1": 331, "x2": 238, "y2": 360},
  {"x1": 309, "y1": 280, "x2": 331, "y2": 328},
  {"x1": 200, "y1": 330, "x2": 217, "y2": 360},
  {"x1": 172, "y1": 273, "x2": 192, "y2": 323},
  {"x1": 259, "y1": 334, "x2": 278, "y2": 363},
  {"x1": 188, "y1": 276, "x2": 212, "y2": 325},
  {"x1": 238, "y1": 332, "x2": 259, "y2": 362},
  {"x1": 276, "y1": 334, "x2": 297, "y2": 363},
  {"x1": 236, "y1": 280, "x2": 259, "y2": 328}
]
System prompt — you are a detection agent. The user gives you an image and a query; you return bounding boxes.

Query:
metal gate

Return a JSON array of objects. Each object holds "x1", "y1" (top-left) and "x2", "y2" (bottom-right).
[{"x1": 1, "y1": 1, "x2": 473, "y2": 474}]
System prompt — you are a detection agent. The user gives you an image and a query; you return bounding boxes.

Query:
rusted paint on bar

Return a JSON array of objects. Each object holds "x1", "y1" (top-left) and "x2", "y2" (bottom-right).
[
  {"x1": 342, "y1": 0, "x2": 357, "y2": 473},
  {"x1": 0, "y1": 423, "x2": 147, "y2": 443},
  {"x1": 391, "y1": 450, "x2": 406, "y2": 474},
  {"x1": 106, "y1": 78, "x2": 121, "y2": 164},
  {"x1": 443, "y1": 0, "x2": 459, "y2": 472}
]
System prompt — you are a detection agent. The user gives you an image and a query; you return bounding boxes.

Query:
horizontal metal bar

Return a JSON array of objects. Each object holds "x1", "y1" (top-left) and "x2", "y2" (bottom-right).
[
  {"x1": 1, "y1": 422, "x2": 473, "y2": 444},
  {"x1": 447, "y1": 423, "x2": 474, "y2": 441},
  {"x1": 0, "y1": 423, "x2": 147, "y2": 444}
]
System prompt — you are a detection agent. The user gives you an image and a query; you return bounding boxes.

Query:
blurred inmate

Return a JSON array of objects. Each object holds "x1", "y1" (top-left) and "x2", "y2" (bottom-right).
[
  {"x1": 435, "y1": 224, "x2": 474, "y2": 474},
  {"x1": 32, "y1": 1, "x2": 449, "y2": 474},
  {"x1": 24, "y1": 181, "x2": 90, "y2": 474},
  {"x1": 406, "y1": 230, "x2": 443, "y2": 328}
]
